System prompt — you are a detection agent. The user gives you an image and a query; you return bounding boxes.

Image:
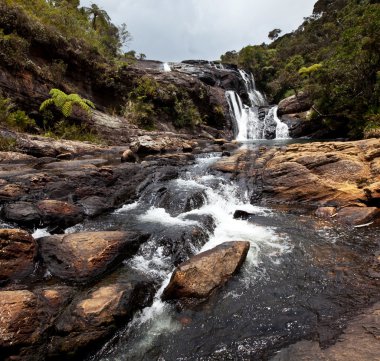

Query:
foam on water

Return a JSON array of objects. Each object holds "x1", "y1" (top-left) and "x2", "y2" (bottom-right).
[
  {"x1": 138, "y1": 207, "x2": 199, "y2": 226},
  {"x1": 32, "y1": 228, "x2": 51, "y2": 238}
]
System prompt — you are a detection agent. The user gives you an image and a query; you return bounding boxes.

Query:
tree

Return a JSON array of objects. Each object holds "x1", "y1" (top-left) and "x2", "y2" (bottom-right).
[
  {"x1": 268, "y1": 28, "x2": 282, "y2": 41},
  {"x1": 40, "y1": 89, "x2": 95, "y2": 117},
  {"x1": 83, "y1": 4, "x2": 111, "y2": 31}
]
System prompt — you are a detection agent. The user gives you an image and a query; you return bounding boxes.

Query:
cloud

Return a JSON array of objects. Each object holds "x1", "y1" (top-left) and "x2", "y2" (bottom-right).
[{"x1": 80, "y1": 0, "x2": 316, "y2": 61}]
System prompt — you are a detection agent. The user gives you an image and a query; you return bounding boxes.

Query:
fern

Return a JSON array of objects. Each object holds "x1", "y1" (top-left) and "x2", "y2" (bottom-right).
[{"x1": 39, "y1": 88, "x2": 95, "y2": 117}]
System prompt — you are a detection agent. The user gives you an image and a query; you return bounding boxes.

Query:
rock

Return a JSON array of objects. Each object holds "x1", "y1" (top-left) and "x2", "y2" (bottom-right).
[
  {"x1": 162, "y1": 241, "x2": 250, "y2": 300},
  {"x1": 38, "y1": 231, "x2": 148, "y2": 282},
  {"x1": 214, "y1": 138, "x2": 226, "y2": 145},
  {"x1": 1, "y1": 201, "x2": 41, "y2": 228},
  {"x1": 121, "y1": 149, "x2": 136, "y2": 163},
  {"x1": 233, "y1": 210, "x2": 254, "y2": 220},
  {"x1": 222, "y1": 151, "x2": 231, "y2": 157},
  {"x1": 130, "y1": 135, "x2": 196, "y2": 154},
  {"x1": 0, "y1": 229, "x2": 37, "y2": 284},
  {"x1": 49, "y1": 269, "x2": 154, "y2": 358},
  {"x1": 56, "y1": 152, "x2": 73, "y2": 160},
  {"x1": 0, "y1": 184, "x2": 26, "y2": 201},
  {"x1": 36, "y1": 199, "x2": 84, "y2": 231},
  {"x1": 0, "y1": 290, "x2": 39, "y2": 347},
  {"x1": 315, "y1": 207, "x2": 337, "y2": 219},
  {"x1": 335, "y1": 207, "x2": 379, "y2": 226},
  {"x1": 78, "y1": 196, "x2": 113, "y2": 217},
  {"x1": 213, "y1": 139, "x2": 380, "y2": 207},
  {"x1": 277, "y1": 92, "x2": 313, "y2": 116}
]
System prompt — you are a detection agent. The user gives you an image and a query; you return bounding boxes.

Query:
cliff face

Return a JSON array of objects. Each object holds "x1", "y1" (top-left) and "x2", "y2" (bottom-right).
[{"x1": 0, "y1": 2, "x2": 245, "y2": 141}]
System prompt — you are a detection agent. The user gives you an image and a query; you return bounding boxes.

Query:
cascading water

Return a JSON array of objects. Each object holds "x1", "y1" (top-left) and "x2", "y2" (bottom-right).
[
  {"x1": 227, "y1": 70, "x2": 289, "y2": 140},
  {"x1": 163, "y1": 62, "x2": 171, "y2": 72}
]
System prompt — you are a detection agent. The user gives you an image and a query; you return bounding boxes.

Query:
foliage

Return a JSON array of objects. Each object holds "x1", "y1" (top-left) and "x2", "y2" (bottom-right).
[
  {"x1": 0, "y1": 135, "x2": 17, "y2": 151},
  {"x1": 0, "y1": 93, "x2": 36, "y2": 131},
  {"x1": 268, "y1": 28, "x2": 282, "y2": 41},
  {"x1": 173, "y1": 98, "x2": 202, "y2": 128},
  {"x1": 44, "y1": 119, "x2": 101, "y2": 143},
  {"x1": 40, "y1": 88, "x2": 95, "y2": 118},
  {"x1": 220, "y1": 0, "x2": 380, "y2": 138},
  {"x1": 2, "y1": 0, "x2": 131, "y2": 58}
]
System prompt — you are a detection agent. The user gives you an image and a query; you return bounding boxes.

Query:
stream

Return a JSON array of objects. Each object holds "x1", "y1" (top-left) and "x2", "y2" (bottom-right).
[{"x1": 56, "y1": 145, "x2": 380, "y2": 361}]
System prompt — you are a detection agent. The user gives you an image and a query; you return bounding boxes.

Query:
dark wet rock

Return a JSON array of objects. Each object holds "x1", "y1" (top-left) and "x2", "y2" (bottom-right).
[
  {"x1": 78, "y1": 196, "x2": 113, "y2": 217},
  {"x1": 335, "y1": 207, "x2": 379, "y2": 226},
  {"x1": 315, "y1": 207, "x2": 337, "y2": 219},
  {"x1": 56, "y1": 152, "x2": 73, "y2": 160},
  {"x1": 263, "y1": 116, "x2": 277, "y2": 140},
  {"x1": 48, "y1": 269, "x2": 154, "y2": 359},
  {"x1": 158, "y1": 221, "x2": 213, "y2": 266},
  {"x1": 270, "y1": 302, "x2": 380, "y2": 361},
  {"x1": 0, "y1": 229, "x2": 37, "y2": 284},
  {"x1": 121, "y1": 149, "x2": 136, "y2": 163},
  {"x1": 233, "y1": 210, "x2": 255, "y2": 220},
  {"x1": 162, "y1": 241, "x2": 250, "y2": 300},
  {"x1": 38, "y1": 231, "x2": 148, "y2": 282},
  {"x1": 36, "y1": 199, "x2": 84, "y2": 231},
  {"x1": 214, "y1": 138, "x2": 226, "y2": 145},
  {"x1": 2, "y1": 201, "x2": 41, "y2": 228},
  {"x1": 277, "y1": 92, "x2": 312, "y2": 116}
]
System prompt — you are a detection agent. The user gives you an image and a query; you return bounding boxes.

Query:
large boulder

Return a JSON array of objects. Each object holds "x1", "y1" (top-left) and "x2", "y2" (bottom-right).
[
  {"x1": 48, "y1": 269, "x2": 155, "y2": 358},
  {"x1": 213, "y1": 139, "x2": 380, "y2": 208},
  {"x1": 277, "y1": 92, "x2": 313, "y2": 116},
  {"x1": 38, "y1": 231, "x2": 148, "y2": 282},
  {"x1": 0, "y1": 229, "x2": 37, "y2": 284},
  {"x1": 162, "y1": 241, "x2": 250, "y2": 300},
  {"x1": 1, "y1": 202, "x2": 41, "y2": 228}
]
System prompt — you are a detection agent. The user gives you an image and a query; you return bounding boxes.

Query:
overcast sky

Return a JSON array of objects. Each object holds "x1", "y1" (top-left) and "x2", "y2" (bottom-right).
[{"x1": 80, "y1": 0, "x2": 316, "y2": 62}]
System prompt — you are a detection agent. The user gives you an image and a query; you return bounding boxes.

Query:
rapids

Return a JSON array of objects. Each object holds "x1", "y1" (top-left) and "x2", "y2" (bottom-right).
[{"x1": 75, "y1": 149, "x2": 380, "y2": 361}]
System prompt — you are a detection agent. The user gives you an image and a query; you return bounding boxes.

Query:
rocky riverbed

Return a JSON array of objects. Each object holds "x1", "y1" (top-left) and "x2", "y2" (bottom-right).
[{"x1": 0, "y1": 135, "x2": 379, "y2": 360}]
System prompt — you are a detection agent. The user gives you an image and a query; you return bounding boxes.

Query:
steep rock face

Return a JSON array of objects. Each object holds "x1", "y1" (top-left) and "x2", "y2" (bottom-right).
[
  {"x1": 213, "y1": 139, "x2": 380, "y2": 215},
  {"x1": 162, "y1": 241, "x2": 250, "y2": 300},
  {"x1": 0, "y1": 229, "x2": 36, "y2": 284},
  {"x1": 38, "y1": 231, "x2": 149, "y2": 282}
]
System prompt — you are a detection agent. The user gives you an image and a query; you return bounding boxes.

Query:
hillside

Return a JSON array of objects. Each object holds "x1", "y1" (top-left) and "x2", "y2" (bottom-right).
[{"x1": 221, "y1": 0, "x2": 380, "y2": 138}]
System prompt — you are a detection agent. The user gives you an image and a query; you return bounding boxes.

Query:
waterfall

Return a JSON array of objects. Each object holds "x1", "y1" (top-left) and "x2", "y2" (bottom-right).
[
  {"x1": 226, "y1": 70, "x2": 289, "y2": 140},
  {"x1": 163, "y1": 62, "x2": 171, "y2": 72}
]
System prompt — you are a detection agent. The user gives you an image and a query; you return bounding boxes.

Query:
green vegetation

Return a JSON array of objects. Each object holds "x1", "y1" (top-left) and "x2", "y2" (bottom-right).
[
  {"x1": 1, "y1": 0, "x2": 131, "y2": 59},
  {"x1": 44, "y1": 120, "x2": 101, "y2": 143},
  {"x1": 0, "y1": 135, "x2": 17, "y2": 151},
  {"x1": 220, "y1": 0, "x2": 380, "y2": 138},
  {"x1": 0, "y1": 94, "x2": 36, "y2": 131},
  {"x1": 40, "y1": 89, "x2": 95, "y2": 118},
  {"x1": 123, "y1": 76, "x2": 203, "y2": 129}
]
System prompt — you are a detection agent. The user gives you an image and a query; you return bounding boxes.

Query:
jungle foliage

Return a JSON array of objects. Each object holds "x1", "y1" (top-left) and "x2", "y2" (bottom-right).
[{"x1": 220, "y1": 0, "x2": 380, "y2": 137}]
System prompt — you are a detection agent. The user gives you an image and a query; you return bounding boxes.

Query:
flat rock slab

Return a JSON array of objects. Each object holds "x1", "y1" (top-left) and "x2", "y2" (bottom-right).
[
  {"x1": 0, "y1": 229, "x2": 36, "y2": 283},
  {"x1": 38, "y1": 231, "x2": 148, "y2": 282},
  {"x1": 162, "y1": 241, "x2": 250, "y2": 300}
]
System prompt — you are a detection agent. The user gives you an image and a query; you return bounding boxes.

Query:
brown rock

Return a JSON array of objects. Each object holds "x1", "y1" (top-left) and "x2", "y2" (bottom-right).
[
  {"x1": 0, "y1": 290, "x2": 39, "y2": 347},
  {"x1": 335, "y1": 207, "x2": 379, "y2": 226},
  {"x1": 36, "y1": 199, "x2": 84, "y2": 230},
  {"x1": 0, "y1": 229, "x2": 37, "y2": 283},
  {"x1": 121, "y1": 149, "x2": 136, "y2": 163},
  {"x1": 162, "y1": 241, "x2": 250, "y2": 300},
  {"x1": 315, "y1": 207, "x2": 337, "y2": 219},
  {"x1": 49, "y1": 269, "x2": 154, "y2": 357},
  {"x1": 0, "y1": 184, "x2": 26, "y2": 201},
  {"x1": 38, "y1": 231, "x2": 148, "y2": 282}
]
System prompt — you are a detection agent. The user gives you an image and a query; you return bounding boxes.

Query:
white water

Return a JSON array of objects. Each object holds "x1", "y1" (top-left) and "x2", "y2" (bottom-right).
[
  {"x1": 101, "y1": 154, "x2": 291, "y2": 360},
  {"x1": 163, "y1": 62, "x2": 171, "y2": 72},
  {"x1": 226, "y1": 70, "x2": 290, "y2": 141}
]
